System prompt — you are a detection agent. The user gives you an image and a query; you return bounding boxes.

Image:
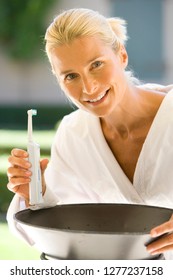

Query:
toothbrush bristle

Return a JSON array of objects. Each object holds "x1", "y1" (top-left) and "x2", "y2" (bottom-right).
[{"x1": 32, "y1": 109, "x2": 37, "y2": 116}]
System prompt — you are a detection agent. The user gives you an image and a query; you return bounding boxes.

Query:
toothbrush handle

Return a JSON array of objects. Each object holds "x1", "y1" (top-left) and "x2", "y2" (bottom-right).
[{"x1": 27, "y1": 141, "x2": 44, "y2": 205}]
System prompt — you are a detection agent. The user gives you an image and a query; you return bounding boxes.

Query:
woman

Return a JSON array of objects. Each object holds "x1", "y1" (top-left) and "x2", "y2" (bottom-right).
[{"x1": 6, "y1": 8, "x2": 173, "y2": 258}]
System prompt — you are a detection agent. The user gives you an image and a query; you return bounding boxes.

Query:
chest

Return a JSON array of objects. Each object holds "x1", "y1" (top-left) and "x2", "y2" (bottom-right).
[{"x1": 105, "y1": 134, "x2": 146, "y2": 183}]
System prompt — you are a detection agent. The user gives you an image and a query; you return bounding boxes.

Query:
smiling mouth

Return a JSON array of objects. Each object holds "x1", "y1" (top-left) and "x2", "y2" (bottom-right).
[{"x1": 84, "y1": 89, "x2": 109, "y2": 103}]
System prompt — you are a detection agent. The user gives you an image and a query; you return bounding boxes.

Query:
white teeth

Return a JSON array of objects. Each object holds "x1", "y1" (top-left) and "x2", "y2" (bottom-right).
[{"x1": 87, "y1": 92, "x2": 106, "y2": 103}]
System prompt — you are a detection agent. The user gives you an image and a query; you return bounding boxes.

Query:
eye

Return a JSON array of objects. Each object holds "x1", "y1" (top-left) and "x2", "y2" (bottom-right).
[
  {"x1": 65, "y1": 73, "x2": 78, "y2": 81},
  {"x1": 91, "y1": 61, "x2": 103, "y2": 69}
]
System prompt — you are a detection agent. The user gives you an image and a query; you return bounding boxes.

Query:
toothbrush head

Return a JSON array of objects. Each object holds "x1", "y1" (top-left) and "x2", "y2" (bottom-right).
[{"x1": 27, "y1": 109, "x2": 37, "y2": 116}]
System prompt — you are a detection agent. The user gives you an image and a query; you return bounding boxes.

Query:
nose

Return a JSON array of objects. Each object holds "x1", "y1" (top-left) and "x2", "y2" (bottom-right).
[{"x1": 82, "y1": 75, "x2": 98, "y2": 95}]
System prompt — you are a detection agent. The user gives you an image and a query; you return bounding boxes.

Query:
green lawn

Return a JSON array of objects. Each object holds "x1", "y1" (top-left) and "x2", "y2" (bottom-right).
[
  {"x1": 0, "y1": 129, "x2": 55, "y2": 153},
  {"x1": 0, "y1": 222, "x2": 40, "y2": 260}
]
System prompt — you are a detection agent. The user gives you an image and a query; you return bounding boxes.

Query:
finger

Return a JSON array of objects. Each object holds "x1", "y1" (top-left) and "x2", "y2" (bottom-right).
[
  {"x1": 7, "y1": 166, "x2": 32, "y2": 178},
  {"x1": 8, "y1": 156, "x2": 31, "y2": 170},
  {"x1": 148, "y1": 244, "x2": 173, "y2": 255},
  {"x1": 7, "y1": 183, "x2": 29, "y2": 202},
  {"x1": 7, "y1": 183, "x2": 20, "y2": 194},
  {"x1": 147, "y1": 233, "x2": 173, "y2": 255},
  {"x1": 150, "y1": 214, "x2": 173, "y2": 237},
  {"x1": 11, "y1": 148, "x2": 28, "y2": 158},
  {"x1": 8, "y1": 177, "x2": 30, "y2": 190}
]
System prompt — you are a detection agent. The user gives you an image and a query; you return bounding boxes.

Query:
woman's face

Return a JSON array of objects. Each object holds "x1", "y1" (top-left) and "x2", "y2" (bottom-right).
[{"x1": 50, "y1": 36, "x2": 128, "y2": 117}]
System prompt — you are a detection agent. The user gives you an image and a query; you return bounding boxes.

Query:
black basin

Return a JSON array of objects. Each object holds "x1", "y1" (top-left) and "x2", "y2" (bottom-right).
[{"x1": 14, "y1": 203, "x2": 173, "y2": 259}]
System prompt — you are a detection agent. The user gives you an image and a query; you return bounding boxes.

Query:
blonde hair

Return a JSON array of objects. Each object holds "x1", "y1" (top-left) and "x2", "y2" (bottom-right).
[
  {"x1": 45, "y1": 8, "x2": 127, "y2": 58},
  {"x1": 45, "y1": 8, "x2": 139, "y2": 84}
]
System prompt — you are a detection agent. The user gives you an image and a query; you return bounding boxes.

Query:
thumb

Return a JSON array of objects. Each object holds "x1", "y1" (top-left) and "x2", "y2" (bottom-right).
[
  {"x1": 40, "y1": 158, "x2": 49, "y2": 173},
  {"x1": 40, "y1": 158, "x2": 49, "y2": 195}
]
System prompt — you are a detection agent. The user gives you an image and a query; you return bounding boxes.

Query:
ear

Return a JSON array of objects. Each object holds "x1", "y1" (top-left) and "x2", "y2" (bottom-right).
[{"x1": 118, "y1": 45, "x2": 128, "y2": 68}]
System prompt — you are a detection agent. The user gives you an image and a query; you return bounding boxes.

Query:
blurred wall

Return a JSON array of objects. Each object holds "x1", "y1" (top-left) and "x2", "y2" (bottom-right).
[
  {"x1": 111, "y1": 0, "x2": 173, "y2": 84},
  {"x1": 162, "y1": 0, "x2": 173, "y2": 83}
]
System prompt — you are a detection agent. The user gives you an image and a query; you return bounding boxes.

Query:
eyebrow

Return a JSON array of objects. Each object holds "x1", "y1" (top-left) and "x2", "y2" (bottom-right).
[
  {"x1": 59, "y1": 55, "x2": 103, "y2": 76},
  {"x1": 60, "y1": 69, "x2": 74, "y2": 76}
]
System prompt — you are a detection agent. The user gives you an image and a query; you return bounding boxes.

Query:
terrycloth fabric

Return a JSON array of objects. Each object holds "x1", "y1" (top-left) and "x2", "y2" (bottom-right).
[{"x1": 6, "y1": 85, "x2": 173, "y2": 259}]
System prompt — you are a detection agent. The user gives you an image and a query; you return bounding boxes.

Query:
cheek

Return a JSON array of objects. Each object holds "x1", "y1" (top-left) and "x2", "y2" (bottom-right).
[
  {"x1": 109, "y1": 57, "x2": 125, "y2": 75},
  {"x1": 60, "y1": 82, "x2": 81, "y2": 100},
  {"x1": 101, "y1": 63, "x2": 122, "y2": 84},
  {"x1": 109, "y1": 65, "x2": 126, "y2": 87}
]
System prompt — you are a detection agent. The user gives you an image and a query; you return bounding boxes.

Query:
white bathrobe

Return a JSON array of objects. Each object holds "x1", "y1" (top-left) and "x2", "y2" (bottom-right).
[{"x1": 7, "y1": 85, "x2": 173, "y2": 258}]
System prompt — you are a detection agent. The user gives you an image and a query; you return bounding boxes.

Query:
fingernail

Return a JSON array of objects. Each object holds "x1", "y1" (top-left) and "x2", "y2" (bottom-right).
[
  {"x1": 150, "y1": 250, "x2": 158, "y2": 255},
  {"x1": 25, "y1": 162, "x2": 31, "y2": 167},
  {"x1": 147, "y1": 247, "x2": 153, "y2": 253},
  {"x1": 25, "y1": 171, "x2": 31, "y2": 175},
  {"x1": 150, "y1": 230, "x2": 157, "y2": 237}
]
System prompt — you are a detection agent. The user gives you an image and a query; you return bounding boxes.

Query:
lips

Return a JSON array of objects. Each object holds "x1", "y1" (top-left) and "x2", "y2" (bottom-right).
[{"x1": 84, "y1": 89, "x2": 109, "y2": 104}]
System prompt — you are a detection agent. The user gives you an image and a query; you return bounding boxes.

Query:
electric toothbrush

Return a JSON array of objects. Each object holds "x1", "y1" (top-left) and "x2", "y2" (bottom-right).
[{"x1": 27, "y1": 109, "x2": 43, "y2": 205}]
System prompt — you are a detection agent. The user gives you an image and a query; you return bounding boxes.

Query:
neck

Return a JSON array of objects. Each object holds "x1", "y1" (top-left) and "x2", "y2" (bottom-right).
[{"x1": 100, "y1": 86, "x2": 163, "y2": 139}]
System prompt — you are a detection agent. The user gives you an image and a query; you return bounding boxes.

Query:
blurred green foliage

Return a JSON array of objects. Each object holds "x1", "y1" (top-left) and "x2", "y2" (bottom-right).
[
  {"x1": 0, "y1": 0, "x2": 56, "y2": 60},
  {"x1": 0, "y1": 172, "x2": 13, "y2": 213}
]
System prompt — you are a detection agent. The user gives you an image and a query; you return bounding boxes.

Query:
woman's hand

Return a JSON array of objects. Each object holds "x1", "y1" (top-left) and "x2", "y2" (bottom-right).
[
  {"x1": 147, "y1": 214, "x2": 173, "y2": 255},
  {"x1": 7, "y1": 148, "x2": 49, "y2": 206}
]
